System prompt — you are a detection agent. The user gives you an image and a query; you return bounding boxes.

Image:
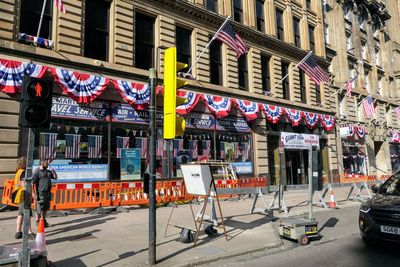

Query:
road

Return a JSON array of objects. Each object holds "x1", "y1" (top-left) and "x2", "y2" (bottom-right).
[{"x1": 206, "y1": 205, "x2": 400, "y2": 267}]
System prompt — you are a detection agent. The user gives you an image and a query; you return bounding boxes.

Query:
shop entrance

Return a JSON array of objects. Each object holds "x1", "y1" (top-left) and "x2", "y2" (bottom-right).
[{"x1": 285, "y1": 150, "x2": 309, "y2": 185}]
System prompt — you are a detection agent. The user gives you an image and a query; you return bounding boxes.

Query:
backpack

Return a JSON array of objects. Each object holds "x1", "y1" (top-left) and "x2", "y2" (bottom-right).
[{"x1": 12, "y1": 169, "x2": 25, "y2": 204}]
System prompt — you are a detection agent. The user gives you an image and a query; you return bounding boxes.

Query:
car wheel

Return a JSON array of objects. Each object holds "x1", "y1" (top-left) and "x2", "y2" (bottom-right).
[{"x1": 298, "y1": 234, "x2": 309, "y2": 246}]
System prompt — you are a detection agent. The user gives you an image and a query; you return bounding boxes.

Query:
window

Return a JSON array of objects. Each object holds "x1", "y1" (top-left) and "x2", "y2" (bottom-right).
[
  {"x1": 84, "y1": 0, "x2": 110, "y2": 61},
  {"x1": 238, "y1": 55, "x2": 248, "y2": 90},
  {"x1": 20, "y1": 0, "x2": 52, "y2": 39},
  {"x1": 375, "y1": 48, "x2": 380, "y2": 66},
  {"x1": 359, "y1": 16, "x2": 365, "y2": 30},
  {"x1": 364, "y1": 71, "x2": 370, "y2": 91},
  {"x1": 281, "y1": 62, "x2": 290, "y2": 99},
  {"x1": 276, "y1": 9, "x2": 284, "y2": 41},
  {"x1": 210, "y1": 38, "x2": 222, "y2": 85},
  {"x1": 378, "y1": 77, "x2": 383, "y2": 96},
  {"x1": 176, "y1": 26, "x2": 192, "y2": 74},
  {"x1": 135, "y1": 13, "x2": 155, "y2": 70},
  {"x1": 315, "y1": 84, "x2": 321, "y2": 104},
  {"x1": 233, "y1": 0, "x2": 243, "y2": 23},
  {"x1": 361, "y1": 41, "x2": 367, "y2": 60},
  {"x1": 256, "y1": 0, "x2": 265, "y2": 32},
  {"x1": 344, "y1": 5, "x2": 352, "y2": 21},
  {"x1": 205, "y1": 0, "x2": 218, "y2": 13},
  {"x1": 293, "y1": 18, "x2": 301, "y2": 48},
  {"x1": 346, "y1": 33, "x2": 353, "y2": 52},
  {"x1": 309, "y1": 25, "x2": 315, "y2": 53},
  {"x1": 261, "y1": 55, "x2": 270, "y2": 93},
  {"x1": 306, "y1": 0, "x2": 311, "y2": 10},
  {"x1": 299, "y1": 70, "x2": 306, "y2": 103},
  {"x1": 324, "y1": 24, "x2": 330, "y2": 45}
]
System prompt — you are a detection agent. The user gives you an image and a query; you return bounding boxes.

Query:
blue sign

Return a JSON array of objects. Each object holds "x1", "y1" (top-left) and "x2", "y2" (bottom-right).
[
  {"x1": 216, "y1": 116, "x2": 251, "y2": 132},
  {"x1": 51, "y1": 96, "x2": 108, "y2": 120},
  {"x1": 120, "y1": 148, "x2": 141, "y2": 180},
  {"x1": 231, "y1": 162, "x2": 253, "y2": 174},
  {"x1": 111, "y1": 103, "x2": 163, "y2": 124},
  {"x1": 184, "y1": 113, "x2": 215, "y2": 129}
]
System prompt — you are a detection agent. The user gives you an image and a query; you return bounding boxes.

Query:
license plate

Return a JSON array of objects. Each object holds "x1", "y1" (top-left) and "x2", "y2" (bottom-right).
[
  {"x1": 380, "y1": 225, "x2": 400, "y2": 235},
  {"x1": 283, "y1": 227, "x2": 291, "y2": 237}
]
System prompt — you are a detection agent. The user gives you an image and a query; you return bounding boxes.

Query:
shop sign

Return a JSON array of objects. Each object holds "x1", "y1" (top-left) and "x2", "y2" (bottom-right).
[
  {"x1": 340, "y1": 126, "x2": 353, "y2": 138},
  {"x1": 184, "y1": 113, "x2": 215, "y2": 129},
  {"x1": 111, "y1": 103, "x2": 163, "y2": 124},
  {"x1": 51, "y1": 96, "x2": 109, "y2": 120},
  {"x1": 120, "y1": 148, "x2": 141, "y2": 180},
  {"x1": 34, "y1": 160, "x2": 108, "y2": 181},
  {"x1": 216, "y1": 116, "x2": 251, "y2": 132},
  {"x1": 280, "y1": 132, "x2": 319, "y2": 150},
  {"x1": 231, "y1": 162, "x2": 253, "y2": 174}
]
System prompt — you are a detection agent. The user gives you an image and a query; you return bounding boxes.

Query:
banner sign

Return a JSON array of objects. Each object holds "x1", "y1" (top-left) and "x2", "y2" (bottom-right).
[
  {"x1": 51, "y1": 96, "x2": 108, "y2": 120},
  {"x1": 216, "y1": 116, "x2": 251, "y2": 132},
  {"x1": 33, "y1": 160, "x2": 108, "y2": 182},
  {"x1": 231, "y1": 162, "x2": 253, "y2": 174},
  {"x1": 184, "y1": 113, "x2": 215, "y2": 129},
  {"x1": 280, "y1": 132, "x2": 320, "y2": 150},
  {"x1": 111, "y1": 103, "x2": 162, "y2": 124},
  {"x1": 120, "y1": 148, "x2": 141, "y2": 180}
]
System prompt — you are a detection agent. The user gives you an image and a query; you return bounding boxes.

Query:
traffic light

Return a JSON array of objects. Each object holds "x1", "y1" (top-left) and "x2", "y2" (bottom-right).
[
  {"x1": 19, "y1": 76, "x2": 53, "y2": 128},
  {"x1": 163, "y1": 47, "x2": 188, "y2": 139}
]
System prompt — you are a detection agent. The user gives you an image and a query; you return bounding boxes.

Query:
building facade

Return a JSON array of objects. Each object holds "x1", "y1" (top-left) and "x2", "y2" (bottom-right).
[
  {"x1": 325, "y1": 0, "x2": 400, "y2": 177},
  {"x1": 0, "y1": 0, "x2": 343, "y2": 186}
]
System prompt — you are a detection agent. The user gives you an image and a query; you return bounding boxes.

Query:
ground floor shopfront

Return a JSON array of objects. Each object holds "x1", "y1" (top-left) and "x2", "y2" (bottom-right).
[{"x1": 0, "y1": 56, "x2": 338, "y2": 186}]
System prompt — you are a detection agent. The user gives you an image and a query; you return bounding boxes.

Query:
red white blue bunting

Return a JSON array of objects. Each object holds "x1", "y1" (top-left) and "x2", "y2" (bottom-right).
[
  {"x1": 319, "y1": 115, "x2": 335, "y2": 131},
  {"x1": 234, "y1": 99, "x2": 259, "y2": 121},
  {"x1": 260, "y1": 104, "x2": 283, "y2": 124},
  {"x1": 303, "y1": 112, "x2": 319, "y2": 129},
  {"x1": 0, "y1": 59, "x2": 48, "y2": 93},
  {"x1": 203, "y1": 94, "x2": 232, "y2": 118},
  {"x1": 392, "y1": 131, "x2": 400, "y2": 143},
  {"x1": 177, "y1": 91, "x2": 202, "y2": 115},
  {"x1": 355, "y1": 127, "x2": 365, "y2": 139},
  {"x1": 52, "y1": 68, "x2": 109, "y2": 103},
  {"x1": 285, "y1": 108, "x2": 303, "y2": 126},
  {"x1": 113, "y1": 80, "x2": 150, "y2": 110}
]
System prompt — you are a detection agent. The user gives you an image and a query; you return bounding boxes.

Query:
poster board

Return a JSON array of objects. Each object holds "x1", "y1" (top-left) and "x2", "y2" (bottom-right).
[
  {"x1": 181, "y1": 164, "x2": 213, "y2": 196},
  {"x1": 120, "y1": 148, "x2": 141, "y2": 180}
]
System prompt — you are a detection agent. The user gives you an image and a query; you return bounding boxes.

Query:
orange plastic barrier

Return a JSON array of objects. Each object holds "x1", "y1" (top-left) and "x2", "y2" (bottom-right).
[{"x1": 1, "y1": 179, "x2": 17, "y2": 207}]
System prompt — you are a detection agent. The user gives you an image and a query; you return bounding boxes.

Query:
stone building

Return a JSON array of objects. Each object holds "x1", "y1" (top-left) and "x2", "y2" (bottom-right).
[
  {"x1": 0, "y1": 0, "x2": 341, "y2": 187},
  {"x1": 325, "y1": 0, "x2": 400, "y2": 177}
]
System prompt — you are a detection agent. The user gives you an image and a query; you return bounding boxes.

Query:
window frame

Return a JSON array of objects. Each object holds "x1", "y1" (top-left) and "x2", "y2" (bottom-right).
[
  {"x1": 205, "y1": 0, "x2": 218, "y2": 13},
  {"x1": 209, "y1": 37, "x2": 223, "y2": 85},
  {"x1": 309, "y1": 25, "x2": 315, "y2": 53},
  {"x1": 233, "y1": 0, "x2": 243, "y2": 23},
  {"x1": 175, "y1": 26, "x2": 192, "y2": 74},
  {"x1": 293, "y1": 17, "x2": 301, "y2": 48},
  {"x1": 19, "y1": 0, "x2": 53, "y2": 40},
  {"x1": 256, "y1": 0, "x2": 265, "y2": 32},
  {"x1": 299, "y1": 70, "x2": 306, "y2": 103},
  {"x1": 134, "y1": 12, "x2": 155, "y2": 70},
  {"x1": 276, "y1": 9, "x2": 284, "y2": 41},
  {"x1": 281, "y1": 61, "x2": 290, "y2": 100},
  {"x1": 238, "y1": 54, "x2": 248, "y2": 90},
  {"x1": 261, "y1": 54, "x2": 271, "y2": 93}
]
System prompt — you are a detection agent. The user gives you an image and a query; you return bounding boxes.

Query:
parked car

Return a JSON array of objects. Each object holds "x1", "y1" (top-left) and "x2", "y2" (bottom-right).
[{"x1": 359, "y1": 171, "x2": 400, "y2": 245}]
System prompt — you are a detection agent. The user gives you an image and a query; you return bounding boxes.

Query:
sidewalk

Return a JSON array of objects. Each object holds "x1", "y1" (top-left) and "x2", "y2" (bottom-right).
[{"x1": 0, "y1": 186, "x2": 362, "y2": 266}]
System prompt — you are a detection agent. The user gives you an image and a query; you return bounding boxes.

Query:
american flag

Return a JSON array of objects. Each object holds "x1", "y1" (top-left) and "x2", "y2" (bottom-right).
[
  {"x1": 234, "y1": 143, "x2": 241, "y2": 159},
  {"x1": 363, "y1": 96, "x2": 376, "y2": 118},
  {"x1": 189, "y1": 140, "x2": 198, "y2": 160},
  {"x1": 173, "y1": 139, "x2": 184, "y2": 158},
  {"x1": 202, "y1": 140, "x2": 211, "y2": 157},
  {"x1": 116, "y1": 136, "x2": 130, "y2": 158},
  {"x1": 298, "y1": 53, "x2": 330, "y2": 85},
  {"x1": 54, "y1": 0, "x2": 67, "y2": 14},
  {"x1": 65, "y1": 134, "x2": 81, "y2": 159},
  {"x1": 135, "y1": 137, "x2": 148, "y2": 159},
  {"x1": 346, "y1": 76, "x2": 357, "y2": 97},
  {"x1": 88, "y1": 135, "x2": 102, "y2": 158},
  {"x1": 39, "y1": 133, "x2": 57, "y2": 160},
  {"x1": 216, "y1": 20, "x2": 247, "y2": 58},
  {"x1": 241, "y1": 143, "x2": 250, "y2": 161},
  {"x1": 394, "y1": 107, "x2": 400, "y2": 121},
  {"x1": 156, "y1": 139, "x2": 164, "y2": 158},
  {"x1": 220, "y1": 142, "x2": 225, "y2": 159}
]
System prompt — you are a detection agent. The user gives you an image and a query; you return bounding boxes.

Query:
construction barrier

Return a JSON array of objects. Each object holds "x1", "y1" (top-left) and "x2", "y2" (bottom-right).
[{"x1": 1, "y1": 177, "x2": 267, "y2": 211}]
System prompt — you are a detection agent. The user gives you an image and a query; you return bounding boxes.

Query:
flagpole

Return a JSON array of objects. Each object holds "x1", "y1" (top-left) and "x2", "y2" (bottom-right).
[
  {"x1": 268, "y1": 51, "x2": 313, "y2": 95},
  {"x1": 36, "y1": 0, "x2": 48, "y2": 38},
  {"x1": 319, "y1": 76, "x2": 358, "y2": 106},
  {"x1": 184, "y1": 16, "x2": 231, "y2": 76}
]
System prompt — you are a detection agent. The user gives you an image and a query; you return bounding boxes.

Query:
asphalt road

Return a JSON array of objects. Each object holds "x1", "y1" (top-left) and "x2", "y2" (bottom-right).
[{"x1": 206, "y1": 205, "x2": 400, "y2": 267}]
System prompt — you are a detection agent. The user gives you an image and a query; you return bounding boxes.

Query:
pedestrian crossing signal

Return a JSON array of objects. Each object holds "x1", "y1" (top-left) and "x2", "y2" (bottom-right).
[{"x1": 19, "y1": 77, "x2": 53, "y2": 128}]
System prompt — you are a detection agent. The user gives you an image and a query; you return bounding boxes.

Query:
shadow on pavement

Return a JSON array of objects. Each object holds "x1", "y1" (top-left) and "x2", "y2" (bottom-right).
[
  {"x1": 223, "y1": 216, "x2": 273, "y2": 239},
  {"x1": 49, "y1": 214, "x2": 113, "y2": 227},
  {"x1": 97, "y1": 251, "x2": 140, "y2": 267},
  {"x1": 47, "y1": 229, "x2": 101, "y2": 245},
  {"x1": 0, "y1": 216, "x2": 17, "y2": 222},
  {"x1": 319, "y1": 217, "x2": 339, "y2": 233},
  {"x1": 51, "y1": 249, "x2": 101, "y2": 267},
  {"x1": 46, "y1": 217, "x2": 116, "y2": 237}
]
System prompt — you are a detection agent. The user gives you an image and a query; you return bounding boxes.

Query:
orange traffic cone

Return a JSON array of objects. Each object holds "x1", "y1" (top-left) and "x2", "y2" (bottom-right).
[
  {"x1": 328, "y1": 189, "x2": 337, "y2": 209},
  {"x1": 35, "y1": 218, "x2": 46, "y2": 250}
]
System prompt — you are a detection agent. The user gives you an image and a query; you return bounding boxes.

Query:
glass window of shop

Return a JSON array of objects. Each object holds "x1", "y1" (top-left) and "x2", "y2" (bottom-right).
[
  {"x1": 84, "y1": 0, "x2": 110, "y2": 61},
  {"x1": 342, "y1": 144, "x2": 367, "y2": 175},
  {"x1": 20, "y1": 0, "x2": 52, "y2": 39},
  {"x1": 390, "y1": 144, "x2": 400, "y2": 173}
]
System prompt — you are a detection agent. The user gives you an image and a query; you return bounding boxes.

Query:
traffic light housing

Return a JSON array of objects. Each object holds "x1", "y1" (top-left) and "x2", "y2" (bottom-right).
[
  {"x1": 163, "y1": 47, "x2": 188, "y2": 139},
  {"x1": 19, "y1": 76, "x2": 53, "y2": 128}
]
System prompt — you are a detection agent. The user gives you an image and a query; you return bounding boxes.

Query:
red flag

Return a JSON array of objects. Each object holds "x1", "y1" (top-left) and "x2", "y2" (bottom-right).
[
  {"x1": 54, "y1": 0, "x2": 67, "y2": 14},
  {"x1": 216, "y1": 21, "x2": 248, "y2": 58}
]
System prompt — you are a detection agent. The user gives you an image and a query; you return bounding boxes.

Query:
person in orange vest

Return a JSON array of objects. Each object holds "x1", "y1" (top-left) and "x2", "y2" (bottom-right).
[
  {"x1": 13, "y1": 157, "x2": 35, "y2": 239},
  {"x1": 32, "y1": 159, "x2": 57, "y2": 227}
]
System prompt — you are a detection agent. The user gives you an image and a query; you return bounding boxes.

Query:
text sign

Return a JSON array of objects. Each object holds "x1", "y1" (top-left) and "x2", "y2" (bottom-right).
[
  {"x1": 51, "y1": 96, "x2": 108, "y2": 120},
  {"x1": 280, "y1": 132, "x2": 319, "y2": 150}
]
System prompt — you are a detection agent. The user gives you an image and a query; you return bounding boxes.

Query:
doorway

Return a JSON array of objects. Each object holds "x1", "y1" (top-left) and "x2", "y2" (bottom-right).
[{"x1": 285, "y1": 149, "x2": 309, "y2": 185}]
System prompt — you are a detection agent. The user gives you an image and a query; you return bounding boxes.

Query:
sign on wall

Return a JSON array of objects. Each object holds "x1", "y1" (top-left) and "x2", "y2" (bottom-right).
[
  {"x1": 51, "y1": 96, "x2": 109, "y2": 120},
  {"x1": 120, "y1": 148, "x2": 141, "y2": 180},
  {"x1": 280, "y1": 132, "x2": 320, "y2": 150}
]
